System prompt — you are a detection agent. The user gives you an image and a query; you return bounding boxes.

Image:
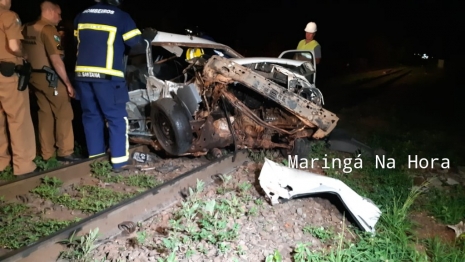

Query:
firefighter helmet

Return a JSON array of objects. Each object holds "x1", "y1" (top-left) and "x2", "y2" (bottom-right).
[
  {"x1": 97, "y1": 0, "x2": 123, "y2": 6},
  {"x1": 186, "y1": 48, "x2": 204, "y2": 60}
]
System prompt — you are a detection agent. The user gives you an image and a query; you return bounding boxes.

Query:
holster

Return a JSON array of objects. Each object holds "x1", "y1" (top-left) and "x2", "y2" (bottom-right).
[
  {"x1": 31, "y1": 66, "x2": 58, "y2": 89},
  {"x1": 0, "y1": 60, "x2": 32, "y2": 91},
  {"x1": 15, "y1": 60, "x2": 32, "y2": 91},
  {"x1": 0, "y1": 61, "x2": 16, "y2": 77}
]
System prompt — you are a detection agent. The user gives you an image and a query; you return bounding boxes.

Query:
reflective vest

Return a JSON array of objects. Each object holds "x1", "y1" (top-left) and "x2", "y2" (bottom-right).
[
  {"x1": 73, "y1": 3, "x2": 141, "y2": 82},
  {"x1": 297, "y1": 39, "x2": 319, "y2": 51}
]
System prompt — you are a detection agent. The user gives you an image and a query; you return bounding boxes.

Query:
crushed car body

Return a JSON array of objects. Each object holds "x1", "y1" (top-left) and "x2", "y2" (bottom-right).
[
  {"x1": 125, "y1": 30, "x2": 339, "y2": 156},
  {"x1": 258, "y1": 158, "x2": 382, "y2": 233}
]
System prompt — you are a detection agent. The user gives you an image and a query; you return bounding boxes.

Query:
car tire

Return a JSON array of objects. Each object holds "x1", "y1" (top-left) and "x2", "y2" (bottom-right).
[
  {"x1": 281, "y1": 138, "x2": 313, "y2": 160},
  {"x1": 151, "y1": 98, "x2": 193, "y2": 156}
]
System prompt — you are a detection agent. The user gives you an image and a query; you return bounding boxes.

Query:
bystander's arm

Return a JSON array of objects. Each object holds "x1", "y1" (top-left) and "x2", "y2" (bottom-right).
[
  {"x1": 42, "y1": 25, "x2": 74, "y2": 97},
  {"x1": 3, "y1": 11, "x2": 26, "y2": 59},
  {"x1": 314, "y1": 45, "x2": 321, "y2": 64}
]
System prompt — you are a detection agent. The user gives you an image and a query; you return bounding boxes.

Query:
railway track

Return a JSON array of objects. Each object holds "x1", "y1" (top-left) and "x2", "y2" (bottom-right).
[
  {"x1": 0, "y1": 145, "x2": 149, "y2": 200},
  {"x1": 0, "y1": 145, "x2": 249, "y2": 262}
]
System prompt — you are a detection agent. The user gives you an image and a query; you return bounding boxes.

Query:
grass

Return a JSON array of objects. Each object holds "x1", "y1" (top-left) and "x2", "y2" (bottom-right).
[
  {"x1": 0, "y1": 157, "x2": 61, "y2": 182},
  {"x1": 31, "y1": 176, "x2": 135, "y2": 214},
  {"x1": 0, "y1": 166, "x2": 14, "y2": 181},
  {"x1": 0, "y1": 143, "x2": 85, "y2": 182},
  {"x1": 0, "y1": 158, "x2": 163, "y2": 251},
  {"x1": 424, "y1": 185, "x2": 465, "y2": 225},
  {"x1": 281, "y1": 138, "x2": 465, "y2": 261},
  {"x1": 90, "y1": 160, "x2": 163, "y2": 189},
  {"x1": 0, "y1": 196, "x2": 78, "y2": 249},
  {"x1": 292, "y1": 67, "x2": 465, "y2": 261}
]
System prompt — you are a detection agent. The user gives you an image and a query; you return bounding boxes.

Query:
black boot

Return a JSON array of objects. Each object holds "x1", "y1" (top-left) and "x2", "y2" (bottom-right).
[
  {"x1": 111, "y1": 164, "x2": 137, "y2": 173},
  {"x1": 56, "y1": 154, "x2": 82, "y2": 162}
]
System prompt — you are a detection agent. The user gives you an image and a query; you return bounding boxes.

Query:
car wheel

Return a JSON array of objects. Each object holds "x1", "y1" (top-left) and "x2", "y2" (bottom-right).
[
  {"x1": 151, "y1": 98, "x2": 193, "y2": 156},
  {"x1": 281, "y1": 138, "x2": 313, "y2": 160}
]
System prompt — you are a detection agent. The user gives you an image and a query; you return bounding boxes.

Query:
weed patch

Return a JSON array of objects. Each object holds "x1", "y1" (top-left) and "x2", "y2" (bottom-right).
[
  {"x1": 0, "y1": 198, "x2": 76, "y2": 249},
  {"x1": 34, "y1": 156, "x2": 61, "y2": 171},
  {"x1": 424, "y1": 185, "x2": 465, "y2": 225},
  {"x1": 0, "y1": 166, "x2": 14, "y2": 181},
  {"x1": 58, "y1": 227, "x2": 100, "y2": 262},
  {"x1": 146, "y1": 178, "x2": 265, "y2": 261},
  {"x1": 423, "y1": 237, "x2": 465, "y2": 262},
  {"x1": 90, "y1": 161, "x2": 162, "y2": 189},
  {"x1": 31, "y1": 176, "x2": 135, "y2": 213}
]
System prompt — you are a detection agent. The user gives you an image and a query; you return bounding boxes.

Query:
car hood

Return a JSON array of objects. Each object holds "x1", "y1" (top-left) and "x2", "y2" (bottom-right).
[{"x1": 229, "y1": 57, "x2": 307, "y2": 67}]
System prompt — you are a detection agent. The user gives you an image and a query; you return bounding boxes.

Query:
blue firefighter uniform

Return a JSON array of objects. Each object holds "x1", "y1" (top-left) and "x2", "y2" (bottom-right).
[{"x1": 73, "y1": 1, "x2": 144, "y2": 170}]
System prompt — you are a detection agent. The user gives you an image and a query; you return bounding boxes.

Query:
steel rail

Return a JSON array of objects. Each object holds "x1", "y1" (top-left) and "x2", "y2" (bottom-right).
[
  {"x1": 0, "y1": 150, "x2": 249, "y2": 262},
  {"x1": 0, "y1": 145, "x2": 150, "y2": 202}
]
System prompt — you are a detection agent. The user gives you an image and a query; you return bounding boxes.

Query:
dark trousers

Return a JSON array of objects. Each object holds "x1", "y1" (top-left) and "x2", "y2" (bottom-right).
[{"x1": 75, "y1": 81, "x2": 129, "y2": 169}]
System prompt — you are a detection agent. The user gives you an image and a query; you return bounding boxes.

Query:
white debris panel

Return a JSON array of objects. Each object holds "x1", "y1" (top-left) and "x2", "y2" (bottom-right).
[{"x1": 258, "y1": 158, "x2": 382, "y2": 234}]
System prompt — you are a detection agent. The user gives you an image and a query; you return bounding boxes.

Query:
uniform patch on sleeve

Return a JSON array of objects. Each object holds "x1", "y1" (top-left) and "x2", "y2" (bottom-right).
[{"x1": 54, "y1": 35, "x2": 61, "y2": 42}]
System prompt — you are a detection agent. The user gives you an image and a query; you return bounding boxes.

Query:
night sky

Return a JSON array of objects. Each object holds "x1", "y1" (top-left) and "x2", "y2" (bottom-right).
[{"x1": 12, "y1": 0, "x2": 462, "y2": 70}]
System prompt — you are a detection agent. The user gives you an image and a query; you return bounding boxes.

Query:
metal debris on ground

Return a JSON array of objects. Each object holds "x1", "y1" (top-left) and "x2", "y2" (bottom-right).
[
  {"x1": 447, "y1": 221, "x2": 465, "y2": 239},
  {"x1": 155, "y1": 162, "x2": 181, "y2": 174},
  {"x1": 258, "y1": 157, "x2": 382, "y2": 234},
  {"x1": 132, "y1": 151, "x2": 160, "y2": 164},
  {"x1": 445, "y1": 177, "x2": 459, "y2": 186}
]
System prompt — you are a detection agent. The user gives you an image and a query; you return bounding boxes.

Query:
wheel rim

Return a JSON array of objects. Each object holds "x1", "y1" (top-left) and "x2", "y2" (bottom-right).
[{"x1": 158, "y1": 111, "x2": 175, "y2": 146}]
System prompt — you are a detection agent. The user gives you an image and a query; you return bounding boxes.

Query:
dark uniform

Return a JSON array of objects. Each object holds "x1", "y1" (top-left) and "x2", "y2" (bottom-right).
[
  {"x1": 0, "y1": 5, "x2": 37, "y2": 175},
  {"x1": 22, "y1": 18, "x2": 75, "y2": 161},
  {"x1": 73, "y1": 0, "x2": 153, "y2": 171}
]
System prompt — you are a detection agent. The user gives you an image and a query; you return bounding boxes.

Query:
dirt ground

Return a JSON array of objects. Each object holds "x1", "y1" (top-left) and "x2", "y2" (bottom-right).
[
  {"x1": 89, "y1": 157, "x2": 362, "y2": 262},
  {"x1": 88, "y1": 154, "x2": 465, "y2": 262}
]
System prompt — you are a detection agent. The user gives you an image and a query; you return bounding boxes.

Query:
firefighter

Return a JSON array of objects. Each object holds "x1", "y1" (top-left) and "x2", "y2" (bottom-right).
[
  {"x1": 73, "y1": 0, "x2": 156, "y2": 172},
  {"x1": 22, "y1": 1, "x2": 80, "y2": 162},
  {"x1": 0, "y1": 0, "x2": 38, "y2": 175}
]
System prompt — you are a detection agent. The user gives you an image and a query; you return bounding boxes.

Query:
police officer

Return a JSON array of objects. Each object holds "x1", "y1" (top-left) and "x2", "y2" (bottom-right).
[
  {"x1": 22, "y1": 1, "x2": 80, "y2": 162},
  {"x1": 73, "y1": 0, "x2": 156, "y2": 172},
  {"x1": 0, "y1": 0, "x2": 38, "y2": 175}
]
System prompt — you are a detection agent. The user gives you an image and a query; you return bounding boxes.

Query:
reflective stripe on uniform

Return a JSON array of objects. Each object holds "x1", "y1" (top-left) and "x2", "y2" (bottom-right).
[
  {"x1": 89, "y1": 152, "x2": 106, "y2": 158},
  {"x1": 122, "y1": 29, "x2": 141, "y2": 41},
  {"x1": 75, "y1": 23, "x2": 118, "y2": 75},
  {"x1": 75, "y1": 66, "x2": 124, "y2": 77},
  {"x1": 110, "y1": 116, "x2": 129, "y2": 164}
]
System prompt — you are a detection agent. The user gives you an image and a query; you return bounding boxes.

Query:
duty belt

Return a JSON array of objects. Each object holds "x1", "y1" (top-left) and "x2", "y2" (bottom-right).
[{"x1": 0, "y1": 60, "x2": 31, "y2": 91}]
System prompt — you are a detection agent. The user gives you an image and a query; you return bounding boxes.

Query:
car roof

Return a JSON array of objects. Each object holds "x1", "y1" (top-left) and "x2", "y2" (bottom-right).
[{"x1": 150, "y1": 31, "x2": 244, "y2": 58}]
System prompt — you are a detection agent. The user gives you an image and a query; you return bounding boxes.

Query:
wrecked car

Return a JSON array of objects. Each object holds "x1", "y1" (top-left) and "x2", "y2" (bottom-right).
[{"x1": 125, "y1": 31, "x2": 339, "y2": 157}]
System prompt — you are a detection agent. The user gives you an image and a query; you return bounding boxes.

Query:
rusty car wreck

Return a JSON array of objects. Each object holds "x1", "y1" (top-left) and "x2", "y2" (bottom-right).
[{"x1": 125, "y1": 31, "x2": 339, "y2": 157}]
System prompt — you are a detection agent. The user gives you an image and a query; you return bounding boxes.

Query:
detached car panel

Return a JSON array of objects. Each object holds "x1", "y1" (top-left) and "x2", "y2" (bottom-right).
[{"x1": 259, "y1": 158, "x2": 382, "y2": 234}]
